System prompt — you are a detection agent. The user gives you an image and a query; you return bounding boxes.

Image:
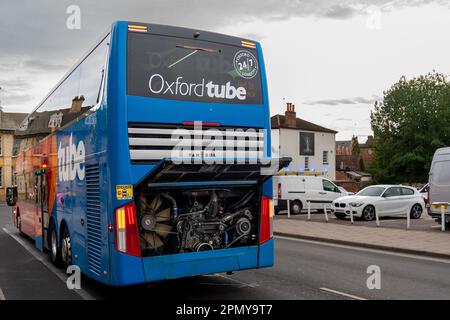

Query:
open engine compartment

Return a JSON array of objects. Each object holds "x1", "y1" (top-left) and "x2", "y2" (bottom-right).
[{"x1": 135, "y1": 185, "x2": 260, "y2": 256}]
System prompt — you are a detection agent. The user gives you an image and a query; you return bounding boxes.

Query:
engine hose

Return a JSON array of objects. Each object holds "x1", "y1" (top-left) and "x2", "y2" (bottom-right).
[
  {"x1": 162, "y1": 193, "x2": 178, "y2": 220},
  {"x1": 207, "y1": 191, "x2": 219, "y2": 217},
  {"x1": 225, "y1": 233, "x2": 246, "y2": 248},
  {"x1": 224, "y1": 231, "x2": 229, "y2": 246},
  {"x1": 229, "y1": 190, "x2": 255, "y2": 210}
]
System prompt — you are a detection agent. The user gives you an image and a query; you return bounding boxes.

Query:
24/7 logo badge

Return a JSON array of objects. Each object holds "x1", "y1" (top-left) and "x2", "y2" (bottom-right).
[{"x1": 234, "y1": 50, "x2": 258, "y2": 79}]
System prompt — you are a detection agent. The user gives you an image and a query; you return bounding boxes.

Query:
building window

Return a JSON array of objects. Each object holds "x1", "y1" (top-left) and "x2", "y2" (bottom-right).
[
  {"x1": 12, "y1": 167, "x2": 16, "y2": 186},
  {"x1": 12, "y1": 138, "x2": 20, "y2": 156},
  {"x1": 323, "y1": 151, "x2": 329, "y2": 164},
  {"x1": 299, "y1": 132, "x2": 315, "y2": 156},
  {"x1": 305, "y1": 157, "x2": 309, "y2": 170},
  {"x1": 0, "y1": 136, "x2": 2, "y2": 156},
  {"x1": 0, "y1": 167, "x2": 3, "y2": 187}
]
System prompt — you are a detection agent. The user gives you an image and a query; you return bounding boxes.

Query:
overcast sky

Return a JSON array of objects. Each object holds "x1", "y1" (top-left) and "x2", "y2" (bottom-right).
[{"x1": 0, "y1": 0, "x2": 449, "y2": 140}]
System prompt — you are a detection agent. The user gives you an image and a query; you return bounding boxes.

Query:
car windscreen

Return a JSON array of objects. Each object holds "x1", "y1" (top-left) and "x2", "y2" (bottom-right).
[
  {"x1": 357, "y1": 187, "x2": 386, "y2": 197},
  {"x1": 127, "y1": 33, "x2": 263, "y2": 104}
]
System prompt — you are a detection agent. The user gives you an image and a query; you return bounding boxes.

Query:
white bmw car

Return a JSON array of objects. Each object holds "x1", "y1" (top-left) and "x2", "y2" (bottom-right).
[{"x1": 331, "y1": 185, "x2": 425, "y2": 221}]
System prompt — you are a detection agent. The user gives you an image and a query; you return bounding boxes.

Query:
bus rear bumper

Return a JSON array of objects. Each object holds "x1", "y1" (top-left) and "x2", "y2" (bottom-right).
[{"x1": 110, "y1": 239, "x2": 274, "y2": 286}]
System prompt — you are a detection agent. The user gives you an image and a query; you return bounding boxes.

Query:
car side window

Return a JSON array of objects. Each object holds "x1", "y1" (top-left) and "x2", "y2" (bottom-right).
[
  {"x1": 401, "y1": 188, "x2": 414, "y2": 196},
  {"x1": 383, "y1": 187, "x2": 401, "y2": 197},
  {"x1": 323, "y1": 179, "x2": 339, "y2": 193}
]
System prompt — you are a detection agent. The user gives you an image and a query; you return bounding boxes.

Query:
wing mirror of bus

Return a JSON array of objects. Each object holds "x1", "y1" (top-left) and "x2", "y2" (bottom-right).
[{"x1": 6, "y1": 187, "x2": 17, "y2": 206}]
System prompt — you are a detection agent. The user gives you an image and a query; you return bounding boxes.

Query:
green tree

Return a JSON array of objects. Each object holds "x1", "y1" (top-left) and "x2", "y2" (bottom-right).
[
  {"x1": 359, "y1": 157, "x2": 366, "y2": 172},
  {"x1": 351, "y1": 135, "x2": 360, "y2": 155},
  {"x1": 370, "y1": 71, "x2": 450, "y2": 183}
]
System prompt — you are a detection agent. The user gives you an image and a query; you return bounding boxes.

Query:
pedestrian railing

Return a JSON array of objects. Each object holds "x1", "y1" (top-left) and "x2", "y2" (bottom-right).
[
  {"x1": 431, "y1": 202, "x2": 449, "y2": 232},
  {"x1": 285, "y1": 201, "x2": 445, "y2": 232}
]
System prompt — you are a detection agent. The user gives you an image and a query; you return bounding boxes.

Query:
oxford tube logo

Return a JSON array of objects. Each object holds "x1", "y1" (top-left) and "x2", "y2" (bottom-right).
[{"x1": 58, "y1": 133, "x2": 86, "y2": 182}]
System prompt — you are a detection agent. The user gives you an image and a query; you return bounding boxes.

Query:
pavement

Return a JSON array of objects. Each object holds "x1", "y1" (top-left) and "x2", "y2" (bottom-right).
[
  {"x1": 275, "y1": 215, "x2": 450, "y2": 258},
  {"x1": 2, "y1": 203, "x2": 450, "y2": 300}
]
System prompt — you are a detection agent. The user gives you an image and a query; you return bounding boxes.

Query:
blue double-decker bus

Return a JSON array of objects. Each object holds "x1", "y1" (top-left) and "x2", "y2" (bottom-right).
[{"x1": 11, "y1": 21, "x2": 283, "y2": 286}]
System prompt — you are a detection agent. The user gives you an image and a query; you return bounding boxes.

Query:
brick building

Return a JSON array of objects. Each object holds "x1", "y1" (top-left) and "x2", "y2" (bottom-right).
[
  {"x1": 0, "y1": 112, "x2": 27, "y2": 200},
  {"x1": 271, "y1": 103, "x2": 338, "y2": 180}
]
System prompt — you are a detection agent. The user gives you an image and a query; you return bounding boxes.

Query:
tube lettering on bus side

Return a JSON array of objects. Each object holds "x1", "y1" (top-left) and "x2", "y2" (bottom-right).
[{"x1": 58, "y1": 133, "x2": 86, "y2": 182}]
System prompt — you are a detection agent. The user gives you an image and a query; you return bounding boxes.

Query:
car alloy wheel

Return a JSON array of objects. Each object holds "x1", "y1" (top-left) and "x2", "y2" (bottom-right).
[
  {"x1": 362, "y1": 206, "x2": 375, "y2": 221},
  {"x1": 410, "y1": 204, "x2": 422, "y2": 219}
]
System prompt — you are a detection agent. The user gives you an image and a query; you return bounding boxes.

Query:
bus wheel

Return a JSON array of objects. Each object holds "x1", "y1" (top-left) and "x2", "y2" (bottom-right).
[
  {"x1": 50, "y1": 225, "x2": 62, "y2": 267},
  {"x1": 61, "y1": 228, "x2": 72, "y2": 269}
]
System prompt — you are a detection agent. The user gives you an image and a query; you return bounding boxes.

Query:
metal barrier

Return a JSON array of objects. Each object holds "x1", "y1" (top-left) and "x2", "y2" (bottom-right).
[
  {"x1": 307, "y1": 201, "x2": 311, "y2": 220},
  {"x1": 323, "y1": 204, "x2": 329, "y2": 222},
  {"x1": 431, "y1": 202, "x2": 449, "y2": 232},
  {"x1": 287, "y1": 199, "x2": 291, "y2": 218}
]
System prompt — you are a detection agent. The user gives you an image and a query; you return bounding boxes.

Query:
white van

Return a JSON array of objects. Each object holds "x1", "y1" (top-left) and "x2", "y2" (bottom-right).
[
  {"x1": 273, "y1": 175, "x2": 345, "y2": 214},
  {"x1": 428, "y1": 147, "x2": 450, "y2": 226}
]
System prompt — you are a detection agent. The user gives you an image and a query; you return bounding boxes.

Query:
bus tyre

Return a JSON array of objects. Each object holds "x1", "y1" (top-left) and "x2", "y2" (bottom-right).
[
  {"x1": 61, "y1": 228, "x2": 72, "y2": 269},
  {"x1": 410, "y1": 204, "x2": 422, "y2": 219},
  {"x1": 50, "y1": 226, "x2": 62, "y2": 267},
  {"x1": 290, "y1": 200, "x2": 302, "y2": 215}
]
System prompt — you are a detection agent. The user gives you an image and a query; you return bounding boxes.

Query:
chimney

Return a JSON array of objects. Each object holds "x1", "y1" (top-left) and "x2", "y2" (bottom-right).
[
  {"x1": 366, "y1": 135, "x2": 374, "y2": 145},
  {"x1": 285, "y1": 102, "x2": 297, "y2": 128}
]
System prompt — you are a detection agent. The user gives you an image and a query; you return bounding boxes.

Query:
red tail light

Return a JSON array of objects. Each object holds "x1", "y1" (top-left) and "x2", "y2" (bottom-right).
[
  {"x1": 427, "y1": 187, "x2": 431, "y2": 206},
  {"x1": 260, "y1": 196, "x2": 274, "y2": 244},
  {"x1": 182, "y1": 121, "x2": 220, "y2": 127},
  {"x1": 114, "y1": 202, "x2": 141, "y2": 257},
  {"x1": 277, "y1": 183, "x2": 282, "y2": 199}
]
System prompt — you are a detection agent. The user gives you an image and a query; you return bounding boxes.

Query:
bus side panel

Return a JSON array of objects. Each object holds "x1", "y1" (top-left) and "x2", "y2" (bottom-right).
[{"x1": 54, "y1": 105, "x2": 110, "y2": 284}]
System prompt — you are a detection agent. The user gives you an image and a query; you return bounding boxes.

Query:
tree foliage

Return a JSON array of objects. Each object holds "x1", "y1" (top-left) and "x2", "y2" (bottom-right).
[
  {"x1": 351, "y1": 136, "x2": 360, "y2": 155},
  {"x1": 370, "y1": 71, "x2": 450, "y2": 183}
]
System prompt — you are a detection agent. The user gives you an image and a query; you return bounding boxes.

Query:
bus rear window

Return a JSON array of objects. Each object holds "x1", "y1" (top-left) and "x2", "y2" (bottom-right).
[{"x1": 127, "y1": 33, "x2": 263, "y2": 104}]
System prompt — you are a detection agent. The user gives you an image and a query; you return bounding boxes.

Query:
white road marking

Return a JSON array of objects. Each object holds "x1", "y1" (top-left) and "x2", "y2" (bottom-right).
[
  {"x1": 275, "y1": 235, "x2": 450, "y2": 265},
  {"x1": 213, "y1": 273, "x2": 259, "y2": 288},
  {"x1": 0, "y1": 288, "x2": 6, "y2": 300},
  {"x1": 320, "y1": 287, "x2": 367, "y2": 300},
  {"x1": 2, "y1": 227, "x2": 94, "y2": 300}
]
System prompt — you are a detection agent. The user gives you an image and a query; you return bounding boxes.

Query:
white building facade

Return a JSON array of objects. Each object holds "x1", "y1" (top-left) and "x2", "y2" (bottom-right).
[{"x1": 271, "y1": 103, "x2": 337, "y2": 180}]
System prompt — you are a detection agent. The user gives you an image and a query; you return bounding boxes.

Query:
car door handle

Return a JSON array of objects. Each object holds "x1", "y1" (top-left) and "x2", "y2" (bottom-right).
[
  {"x1": 319, "y1": 192, "x2": 327, "y2": 195},
  {"x1": 80, "y1": 218, "x2": 85, "y2": 226}
]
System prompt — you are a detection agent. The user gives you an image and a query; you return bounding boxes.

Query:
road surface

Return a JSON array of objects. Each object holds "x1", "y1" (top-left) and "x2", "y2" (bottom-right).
[{"x1": 1, "y1": 204, "x2": 449, "y2": 300}]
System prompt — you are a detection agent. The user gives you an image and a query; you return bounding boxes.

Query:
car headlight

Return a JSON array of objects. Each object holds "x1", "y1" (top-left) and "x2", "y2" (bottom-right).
[{"x1": 349, "y1": 202, "x2": 364, "y2": 207}]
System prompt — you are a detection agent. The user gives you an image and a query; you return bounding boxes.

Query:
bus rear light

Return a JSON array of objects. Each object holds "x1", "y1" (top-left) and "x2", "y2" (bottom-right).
[
  {"x1": 114, "y1": 202, "x2": 141, "y2": 257},
  {"x1": 128, "y1": 25, "x2": 148, "y2": 33},
  {"x1": 241, "y1": 40, "x2": 256, "y2": 49},
  {"x1": 260, "y1": 196, "x2": 273, "y2": 244},
  {"x1": 182, "y1": 121, "x2": 220, "y2": 127}
]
